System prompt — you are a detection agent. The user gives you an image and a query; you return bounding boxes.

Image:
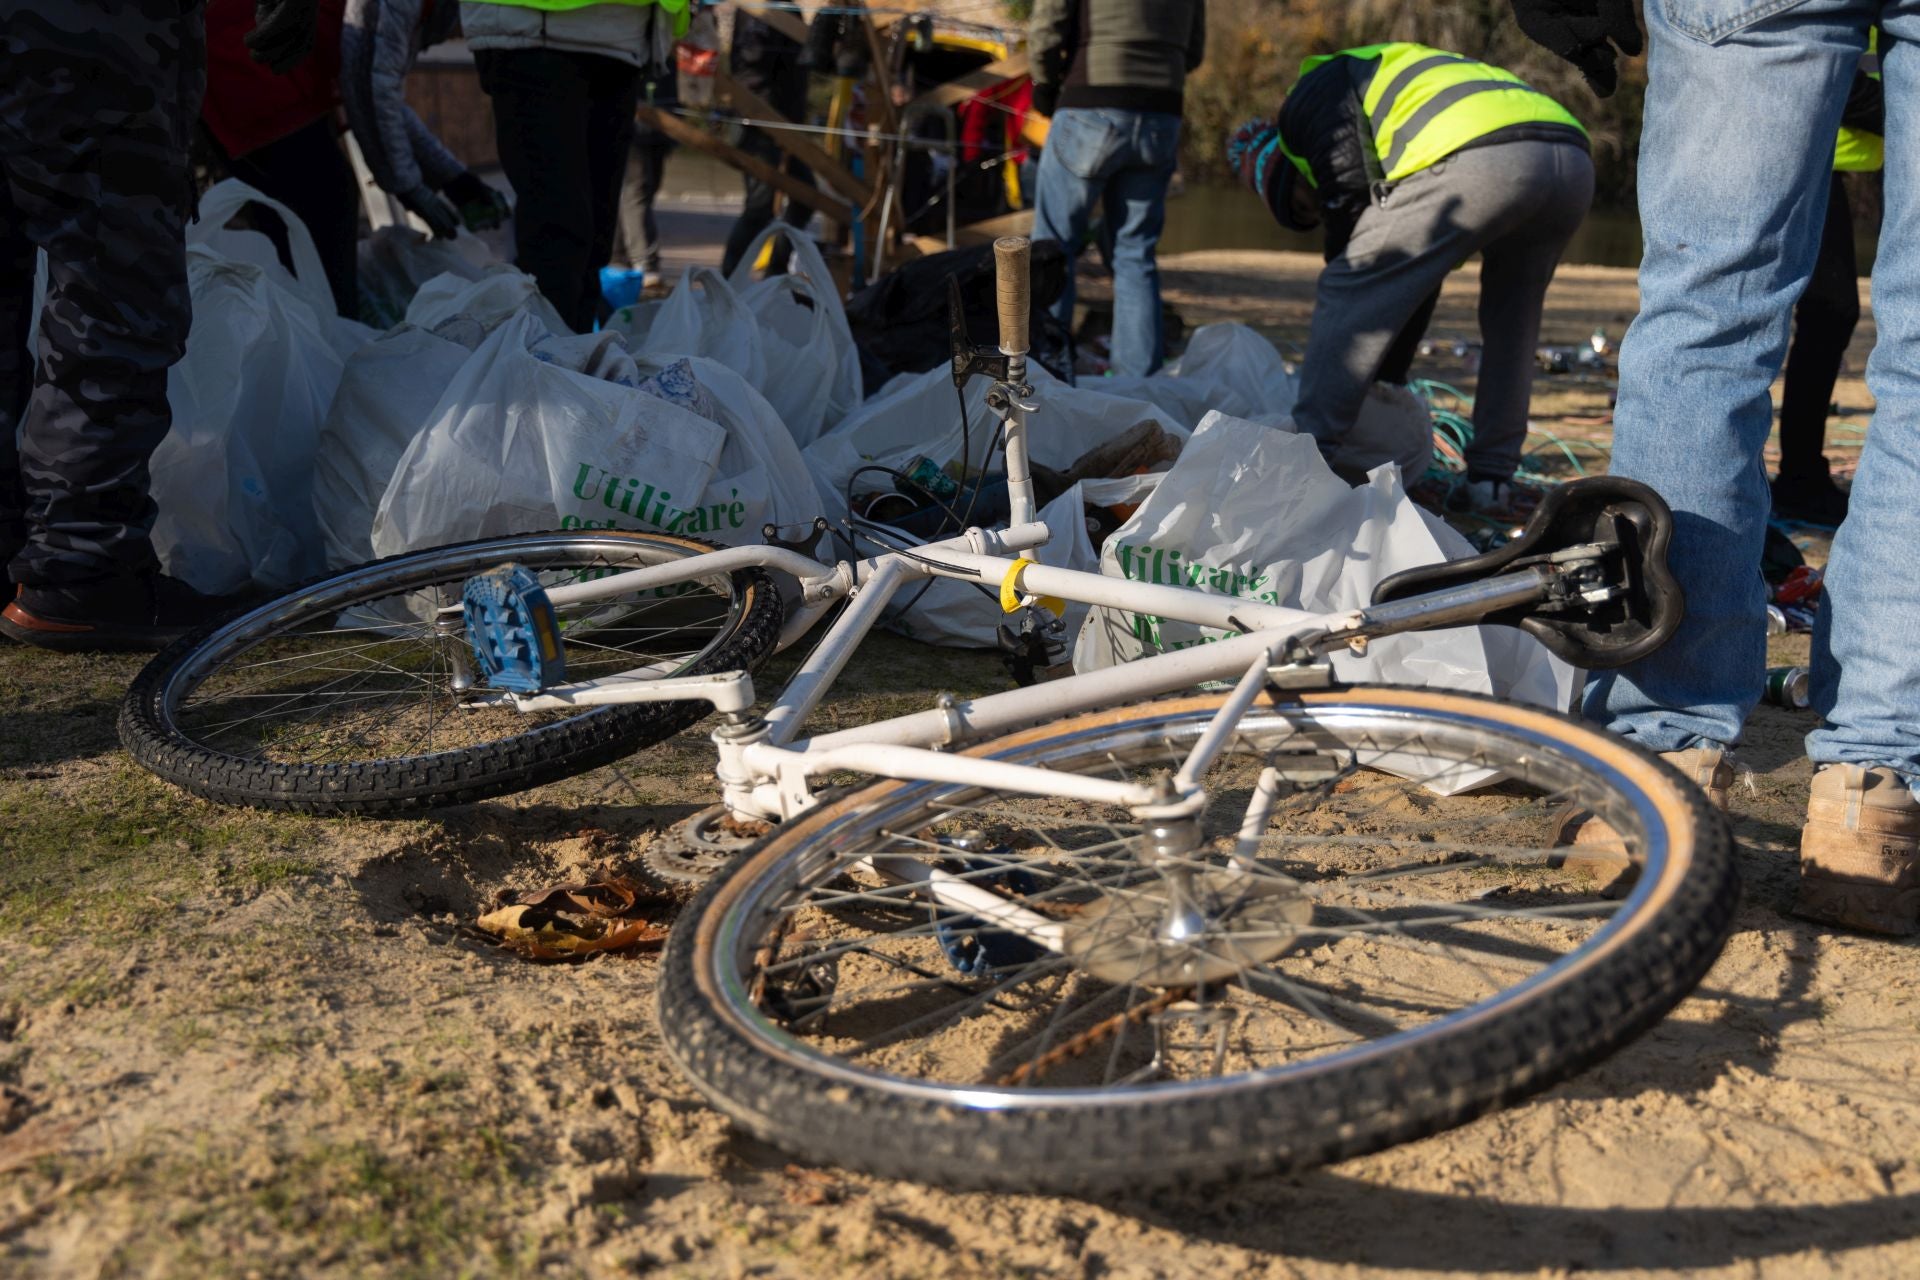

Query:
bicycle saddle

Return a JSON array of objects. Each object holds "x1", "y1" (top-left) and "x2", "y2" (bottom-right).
[{"x1": 1372, "y1": 476, "x2": 1683, "y2": 669}]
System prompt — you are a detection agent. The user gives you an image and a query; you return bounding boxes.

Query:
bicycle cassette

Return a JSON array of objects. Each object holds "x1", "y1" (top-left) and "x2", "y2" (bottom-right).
[{"x1": 462, "y1": 563, "x2": 566, "y2": 693}]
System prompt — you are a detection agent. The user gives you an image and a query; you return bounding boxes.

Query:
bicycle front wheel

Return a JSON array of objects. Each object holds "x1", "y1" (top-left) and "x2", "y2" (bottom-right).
[
  {"x1": 121, "y1": 531, "x2": 782, "y2": 814},
  {"x1": 660, "y1": 686, "x2": 1735, "y2": 1194}
]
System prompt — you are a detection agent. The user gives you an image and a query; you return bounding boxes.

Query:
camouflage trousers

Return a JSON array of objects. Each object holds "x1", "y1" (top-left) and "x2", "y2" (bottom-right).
[{"x1": 0, "y1": 0, "x2": 205, "y2": 588}]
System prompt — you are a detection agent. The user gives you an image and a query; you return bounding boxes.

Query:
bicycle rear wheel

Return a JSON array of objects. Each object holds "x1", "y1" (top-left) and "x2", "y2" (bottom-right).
[
  {"x1": 660, "y1": 686, "x2": 1736, "y2": 1194},
  {"x1": 121, "y1": 531, "x2": 782, "y2": 814}
]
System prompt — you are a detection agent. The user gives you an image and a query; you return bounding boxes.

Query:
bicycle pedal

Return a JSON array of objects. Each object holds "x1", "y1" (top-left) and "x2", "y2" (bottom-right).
[{"x1": 462, "y1": 563, "x2": 567, "y2": 694}]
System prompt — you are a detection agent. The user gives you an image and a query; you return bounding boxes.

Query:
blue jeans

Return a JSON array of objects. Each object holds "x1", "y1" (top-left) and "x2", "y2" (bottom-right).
[
  {"x1": 1031, "y1": 107, "x2": 1181, "y2": 377},
  {"x1": 1590, "y1": 0, "x2": 1920, "y2": 784}
]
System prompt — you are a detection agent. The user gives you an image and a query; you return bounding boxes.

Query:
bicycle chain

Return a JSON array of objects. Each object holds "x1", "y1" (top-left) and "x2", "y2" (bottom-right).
[{"x1": 994, "y1": 985, "x2": 1193, "y2": 1087}]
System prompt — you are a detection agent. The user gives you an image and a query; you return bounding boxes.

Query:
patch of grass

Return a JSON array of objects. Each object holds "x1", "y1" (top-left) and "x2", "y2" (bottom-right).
[
  {"x1": 217, "y1": 851, "x2": 325, "y2": 889},
  {"x1": 0, "y1": 758, "x2": 325, "y2": 942},
  {"x1": 85, "y1": 1129, "x2": 539, "y2": 1279}
]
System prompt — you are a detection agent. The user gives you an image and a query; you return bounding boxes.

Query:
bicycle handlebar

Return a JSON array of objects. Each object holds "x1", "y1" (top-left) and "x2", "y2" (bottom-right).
[{"x1": 994, "y1": 235, "x2": 1031, "y2": 358}]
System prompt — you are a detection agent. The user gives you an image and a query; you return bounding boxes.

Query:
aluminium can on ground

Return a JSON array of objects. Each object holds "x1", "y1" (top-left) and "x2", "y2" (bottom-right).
[{"x1": 1764, "y1": 665, "x2": 1811, "y2": 710}]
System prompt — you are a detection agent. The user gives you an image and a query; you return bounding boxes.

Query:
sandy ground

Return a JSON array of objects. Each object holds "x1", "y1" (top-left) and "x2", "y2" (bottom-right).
[{"x1": 4, "y1": 245, "x2": 1916, "y2": 1279}]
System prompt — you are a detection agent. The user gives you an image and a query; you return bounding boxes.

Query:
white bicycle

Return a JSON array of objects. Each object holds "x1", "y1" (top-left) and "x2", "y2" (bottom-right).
[{"x1": 124, "y1": 239, "x2": 1735, "y2": 1194}]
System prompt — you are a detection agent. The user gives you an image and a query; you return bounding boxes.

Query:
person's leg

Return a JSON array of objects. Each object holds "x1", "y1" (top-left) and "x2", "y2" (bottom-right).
[
  {"x1": 0, "y1": 0, "x2": 201, "y2": 593},
  {"x1": 1795, "y1": 16, "x2": 1920, "y2": 932},
  {"x1": 639, "y1": 142, "x2": 670, "y2": 271},
  {"x1": 619, "y1": 138, "x2": 670, "y2": 273},
  {"x1": 581, "y1": 53, "x2": 643, "y2": 325},
  {"x1": 1031, "y1": 108, "x2": 1126, "y2": 350},
  {"x1": 1467, "y1": 142, "x2": 1595, "y2": 483},
  {"x1": 1584, "y1": 0, "x2": 1863, "y2": 755},
  {"x1": 780, "y1": 157, "x2": 815, "y2": 231},
  {"x1": 1376, "y1": 290, "x2": 1441, "y2": 387},
  {"x1": 721, "y1": 129, "x2": 783, "y2": 276},
  {"x1": 1, "y1": 176, "x2": 31, "y2": 580},
  {"x1": 1293, "y1": 149, "x2": 1534, "y2": 451},
  {"x1": 1811, "y1": 14, "x2": 1920, "y2": 782},
  {"x1": 476, "y1": 48, "x2": 597, "y2": 331},
  {"x1": 1100, "y1": 111, "x2": 1181, "y2": 377},
  {"x1": 222, "y1": 117, "x2": 362, "y2": 318},
  {"x1": 1776, "y1": 174, "x2": 1859, "y2": 486}
]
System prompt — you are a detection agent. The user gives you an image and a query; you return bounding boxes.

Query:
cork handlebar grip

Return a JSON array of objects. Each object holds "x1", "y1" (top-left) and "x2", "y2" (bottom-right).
[{"x1": 993, "y1": 235, "x2": 1031, "y2": 357}]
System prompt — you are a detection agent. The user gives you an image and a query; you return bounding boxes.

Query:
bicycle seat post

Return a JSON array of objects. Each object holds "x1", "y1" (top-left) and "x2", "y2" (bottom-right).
[{"x1": 992, "y1": 235, "x2": 1037, "y2": 528}]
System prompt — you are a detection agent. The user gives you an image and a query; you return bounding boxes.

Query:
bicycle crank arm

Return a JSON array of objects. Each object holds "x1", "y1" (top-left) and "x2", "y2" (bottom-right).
[{"x1": 465, "y1": 669, "x2": 758, "y2": 715}]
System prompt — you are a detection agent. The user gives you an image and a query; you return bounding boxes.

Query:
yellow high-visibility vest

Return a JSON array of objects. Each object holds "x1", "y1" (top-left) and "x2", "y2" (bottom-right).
[
  {"x1": 1284, "y1": 42, "x2": 1586, "y2": 187},
  {"x1": 1835, "y1": 31, "x2": 1883, "y2": 173}
]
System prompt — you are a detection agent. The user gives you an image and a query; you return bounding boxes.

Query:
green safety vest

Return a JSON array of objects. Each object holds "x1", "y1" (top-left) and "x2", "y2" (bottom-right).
[
  {"x1": 1288, "y1": 42, "x2": 1586, "y2": 187},
  {"x1": 1834, "y1": 125, "x2": 1884, "y2": 172},
  {"x1": 1835, "y1": 32, "x2": 1883, "y2": 173},
  {"x1": 463, "y1": 0, "x2": 690, "y2": 36}
]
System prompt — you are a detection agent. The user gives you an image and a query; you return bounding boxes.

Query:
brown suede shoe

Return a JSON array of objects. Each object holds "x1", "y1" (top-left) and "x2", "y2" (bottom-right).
[
  {"x1": 1793, "y1": 765, "x2": 1920, "y2": 937},
  {"x1": 1555, "y1": 746, "x2": 1734, "y2": 895}
]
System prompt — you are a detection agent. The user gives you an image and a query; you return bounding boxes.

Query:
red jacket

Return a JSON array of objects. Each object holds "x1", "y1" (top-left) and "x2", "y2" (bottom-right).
[{"x1": 201, "y1": 0, "x2": 348, "y2": 158}]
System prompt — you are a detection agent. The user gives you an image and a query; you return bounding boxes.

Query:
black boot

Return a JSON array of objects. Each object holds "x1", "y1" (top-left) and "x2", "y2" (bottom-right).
[
  {"x1": 1771, "y1": 460, "x2": 1850, "y2": 527},
  {"x1": 1, "y1": 573, "x2": 251, "y2": 653}
]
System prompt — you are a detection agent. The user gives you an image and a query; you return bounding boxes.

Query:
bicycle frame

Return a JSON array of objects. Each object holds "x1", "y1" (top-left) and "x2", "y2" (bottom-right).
[
  {"x1": 456, "y1": 408, "x2": 1559, "y2": 818},
  {"x1": 437, "y1": 237, "x2": 1592, "y2": 950}
]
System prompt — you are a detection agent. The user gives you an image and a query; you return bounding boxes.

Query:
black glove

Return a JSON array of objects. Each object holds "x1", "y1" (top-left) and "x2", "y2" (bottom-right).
[
  {"x1": 1030, "y1": 81, "x2": 1059, "y2": 119},
  {"x1": 402, "y1": 185, "x2": 462, "y2": 240},
  {"x1": 441, "y1": 172, "x2": 512, "y2": 232},
  {"x1": 245, "y1": 0, "x2": 321, "y2": 75},
  {"x1": 1509, "y1": 0, "x2": 1644, "y2": 98}
]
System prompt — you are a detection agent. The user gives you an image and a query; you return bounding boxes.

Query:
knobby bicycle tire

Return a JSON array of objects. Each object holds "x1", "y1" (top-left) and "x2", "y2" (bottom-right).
[
  {"x1": 659, "y1": 686, "x2": 1737, "y2": 1194},
  {"x1": 121, "y1": 531, "x2": 783, "y2": 815}
]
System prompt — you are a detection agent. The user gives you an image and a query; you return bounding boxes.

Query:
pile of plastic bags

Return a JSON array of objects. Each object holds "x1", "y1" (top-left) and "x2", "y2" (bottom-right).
[
  {"x1": 145, "y1": 181, "x2": 831, "y2": 597},
  {"x1": 124, "y1": 185, "x2": 1558, "y2": 709}
]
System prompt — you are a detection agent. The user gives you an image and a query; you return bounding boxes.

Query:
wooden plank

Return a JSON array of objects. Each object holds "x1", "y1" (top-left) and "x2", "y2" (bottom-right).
[
  {"x1": 852, "y1": 4, "x2": 911, "y2": 254},
  {"x1": 908, "y1": 208, "x2": 1033, "y2": 255},
  {"x1": 906, "y1": 53, "x2": 1030, "y2": 114},
  {"x1": 718, "y1": 71, "x2": 874, "y2": 206},
  {"x1": 723, "y1": 1, "x2": 809, "y2": 46},
  {"x1": 635, "y1": 105, "x2": 853, "y2": 225}
]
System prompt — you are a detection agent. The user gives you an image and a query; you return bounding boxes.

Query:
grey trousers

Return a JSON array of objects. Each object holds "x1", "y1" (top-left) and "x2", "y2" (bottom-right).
[{"x1": 1295, "y1": 139, "x2": 1595, "y2": 482}]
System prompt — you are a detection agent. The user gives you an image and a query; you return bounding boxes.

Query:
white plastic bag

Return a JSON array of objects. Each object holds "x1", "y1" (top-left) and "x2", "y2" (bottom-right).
[
  {"x1": 357, "y1": 225, "x2": 487, "y2": 328},
  {"x1": 1167, "y1": 322, "x2": 1298, "y2": 418},
  {"x1": 878, "y1": 476, "x2": 1160, "y2": 651},
  {"x1": 186, "y1": 180, "x2": 374, "y2": 357},
  {"x1": 1075, "y1": 412, "x2": 1571, "y2": 783},
  {"x1": 405, "y1": 267, "x2": 570, "y2": 340},
  {"x1": 187, "y1": 181, "x2": 334, "y2": 324},
  {"x1": 806, "y1": 365, "x2": 1185, "y2": 646},
  {"x1": 313, "y1": 324, "x2": 476, "y2": 571},
  {"x1": 149, "y1": 253, "x2": 345, "y2": 593},
  {"x1": 726, "y1": 224, "x2": 864, "y2": 446},
  {"x1": 1095, "y1": 323, "x2": 1297, "y2": 430},
  {"x1": 640, "y1": 355, "x2": 826, "y2": 544},
  {"x1": 372, "y1": 314, "x2": 731, "y2": 558},
  {"x1": 636, "y1": 266, "x2": 766, "y2": 388},
  {"x1": 145, "y1": 182, "x2": 378, "y2": 593},
  {"x1": 1324, "y1": 380, "x2": 1435, "y2": 480},
  {"x1": 805, "y1": 363, "x2": 1186, "y2": 529}
]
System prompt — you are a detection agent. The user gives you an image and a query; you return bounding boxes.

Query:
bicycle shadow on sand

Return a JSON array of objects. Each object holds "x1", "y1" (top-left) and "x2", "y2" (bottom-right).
[{"x1": 1109, "y1": 912, "x2": 1920, "y2": 1270}]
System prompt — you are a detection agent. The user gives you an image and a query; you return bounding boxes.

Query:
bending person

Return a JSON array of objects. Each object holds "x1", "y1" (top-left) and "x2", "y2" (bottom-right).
[{"x1": 1229, "y1": 44, "x2": 1592, "y2": 507}]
